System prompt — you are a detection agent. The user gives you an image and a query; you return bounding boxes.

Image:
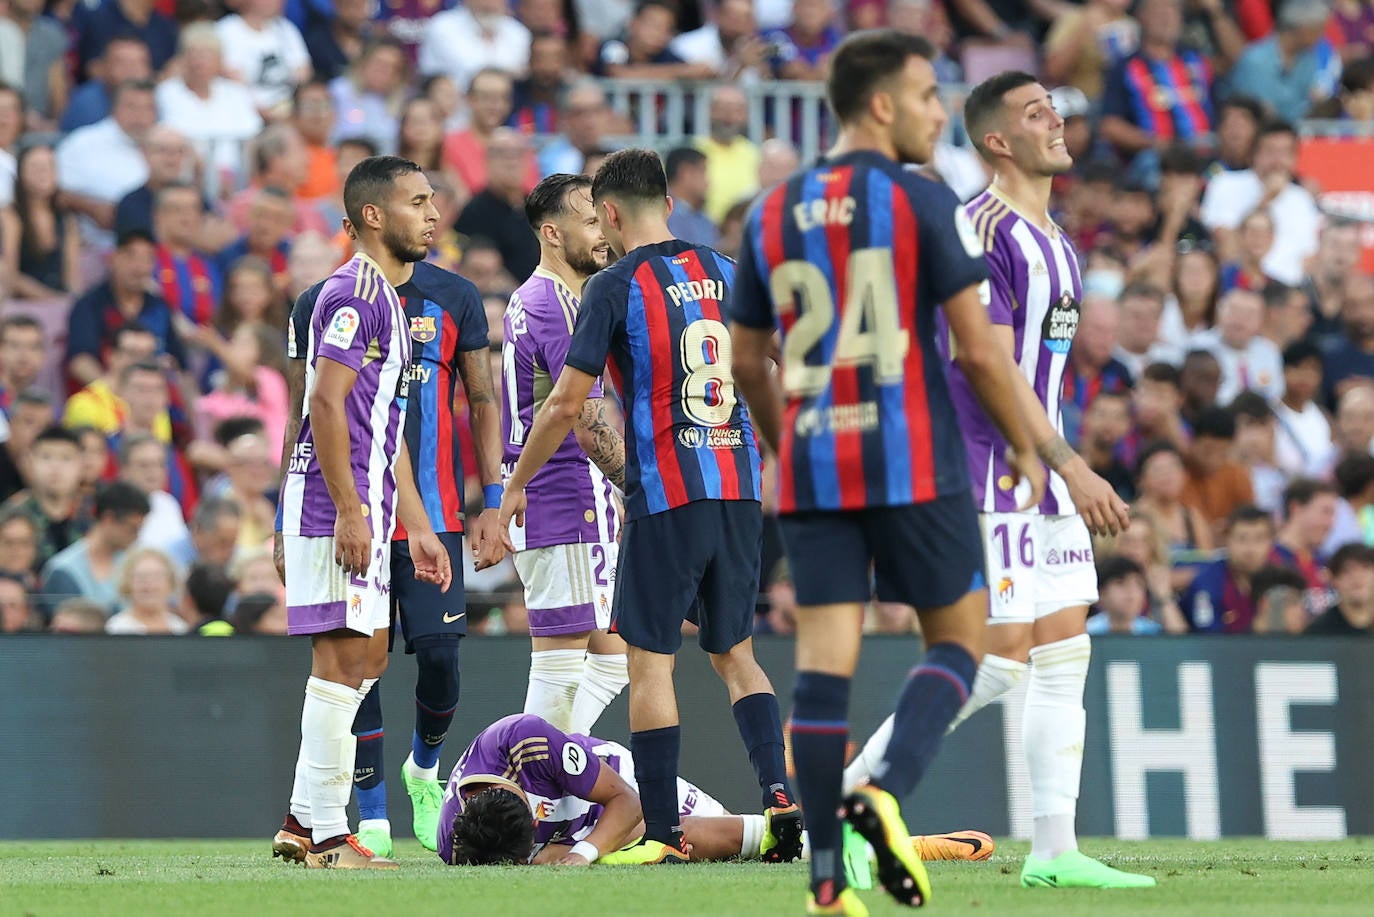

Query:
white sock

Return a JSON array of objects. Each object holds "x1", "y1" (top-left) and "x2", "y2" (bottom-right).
[
  {"x1": 357, "y1": 676, "x2": 379, "y2": 702},
  {"x1": 842, "y1": 715, "x2": 894, "y2": 793},
  {"x1": 288, "y1": 742, "x2": 311, "y2": 828},
  {"x1": 524, "y1": 649, "x2": 585, "y2": 732},
  {"x1": 302, "y1": 676, "x2": 364, "y2": 844},
  {"x1": 568, "y1": 653, "x2": 629, "y2": 735},
  {"x1": 404, "y1": 751, "x2": 440, "y2": 784},
  {"x1": 945, "y1": 653, "x2": 1028, "y2": 734},
  {"x1": 1024, "y1": 634, "x2": 1090, "y2": 861},
  {"x1": 738, "y1": 813, "x2": 766, "y2": 858}
]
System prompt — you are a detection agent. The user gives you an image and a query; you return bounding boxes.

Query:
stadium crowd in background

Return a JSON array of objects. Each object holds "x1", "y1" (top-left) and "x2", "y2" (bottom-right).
[{"x1": 0, "y1": 0, "x2": 1373, "y2": 638}]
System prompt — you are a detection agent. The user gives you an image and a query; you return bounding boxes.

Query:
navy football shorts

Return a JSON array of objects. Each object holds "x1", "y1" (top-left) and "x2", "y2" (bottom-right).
[{"x1": 391, "y1": 531, "x2": 468, "y2": 652}]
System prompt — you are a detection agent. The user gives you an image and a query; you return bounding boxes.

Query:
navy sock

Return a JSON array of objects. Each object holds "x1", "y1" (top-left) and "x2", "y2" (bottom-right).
[
  {"x1": 871, "y1": 642, "x2": 977, "y2": 800},
  {"x1": 412, "y1": 639, "x2": 461, "y2": 771},
  {"x1": 791, "y1": 671, "x2": 851, "y2": 898},
  {"x1": 630, "y1": 725, "x2": 681, "y2": 845},
  {"x1": 731, "y1": 692, "x2": 794, "y2": 809},
  {"x1": 352, "y1": 681, "x2": 387, "y2": 822}
]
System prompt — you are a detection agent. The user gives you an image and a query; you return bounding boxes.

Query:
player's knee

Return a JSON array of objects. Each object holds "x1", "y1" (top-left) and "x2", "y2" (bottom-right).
[{"x1": 414, "y1": 637, "x2": 461, "y2": 706}]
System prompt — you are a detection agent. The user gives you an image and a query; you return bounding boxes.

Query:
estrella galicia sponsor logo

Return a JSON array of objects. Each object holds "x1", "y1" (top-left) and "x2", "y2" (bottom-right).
[
  {"x1": 678, "y1": 426, "x2": 745, "y2": 448},
  {"x1": 1042, "y1": 291, "x2": 1080, "y2": 354}
]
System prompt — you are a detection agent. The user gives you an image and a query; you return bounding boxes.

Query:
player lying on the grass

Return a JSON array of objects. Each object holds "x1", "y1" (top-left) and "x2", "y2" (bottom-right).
[{"x1": 437, "y1": 713, "x2": 995, "y2": 867}]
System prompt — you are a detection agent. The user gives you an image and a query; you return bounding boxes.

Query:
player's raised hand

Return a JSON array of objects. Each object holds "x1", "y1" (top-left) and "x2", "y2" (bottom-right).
[
  {"x1": 333, "y1": 509, "x2": 371, "y2": 576},
  {"x1": 411, "y1": 530, "x2": 453, "y2": 592},
  {"x1": 1062, "y1": 459, "x2": 1131, "y2": 537},
  {"x1": 497, "y1": 487, "x2": 528, "y2": 554},
  {"x1": 1006, "y1": 447, "x2": 1047, "y2": 512},
  {"x1": 470, "y1": 509, "x2": 508, "y2": 571}
]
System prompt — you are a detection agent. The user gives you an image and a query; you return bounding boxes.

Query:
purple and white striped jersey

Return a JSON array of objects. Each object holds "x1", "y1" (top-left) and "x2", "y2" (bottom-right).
[
  {"x1": 501, "y1": 268, "x2": 618, "y2": 549},
  {"x1": 937, "y1": 188, "x2": 1083, "y2": 515},
  {"x1": 280, "y1": 253, "x2": 411, "y2": 540}
]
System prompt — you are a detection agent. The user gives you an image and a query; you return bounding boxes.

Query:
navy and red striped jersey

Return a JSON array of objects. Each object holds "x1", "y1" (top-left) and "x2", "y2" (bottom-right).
[
  {"x1": 730, "y1": 150, "x2": 987, "y2": 513},
  {"x1": 289, "y1": 261, "x2": 488, "y2": 536},
  {"x1": 565, "y1": 239, "x2": 762, "y2": 521}
]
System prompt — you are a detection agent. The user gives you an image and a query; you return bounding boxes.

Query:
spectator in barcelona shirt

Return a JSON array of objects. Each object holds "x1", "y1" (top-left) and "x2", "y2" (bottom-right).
[
  {"x1": 763, "y1": 0, "x2": 843, "y2": 82},
  {"x1": 376, "y1": 0, "x2": 458, "y2": 66},
  {"x1": 1271, "y1": 477, "x2": 1339, "y2": 615},
  {"x1": 152, "y1": 183, "x2": 223, "y2": 329},
  {"x1": 1218, "y1": 209, "x2": 1277, "y2": 294},
  {"x1": 1179, "y1": 505, "x2": 1274, "y2": 633},
  {"x1": 511, "y1": 31, "x2": 571, "y2": 137}
]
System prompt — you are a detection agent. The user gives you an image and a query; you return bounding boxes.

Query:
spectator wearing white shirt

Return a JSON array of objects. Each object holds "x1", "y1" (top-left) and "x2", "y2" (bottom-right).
[
  {"x1": 669, "y1": 0, "x2": 771, "y2": 81},
  {"x1": 1273, "y1": 341, "x2": 1338, "y2": 480},
  {"x1": 0, "y1": 85, "x2": 20, "y2": 209},
  {"x1": 216, "y1": 0, "x2": 313, "y2": 118},
  {"x1": 155, "y1": 22, "x2": 264, "y2": 179},
  {"x1": 419, "y1": 0, "x2": 531, "y2": 92},
  {"x1": 1191, "y1": 288, "x2": 1284, "y2": 404},
  {"x1": 56, "y1": 79, "x2": 156, "y2": 250},
  {"x1": 329, "y1": 36, "x2": 408, "y2": 153},
  {"x1": 1113, "y1": 282, "x2": 1174, "y2": 380},
  {"x1": 105, "y1": 547, "x2": 189, "y2": 635},
  {"x1": 1199, "y1": 120, "x2": 1321, "y2": 286}
]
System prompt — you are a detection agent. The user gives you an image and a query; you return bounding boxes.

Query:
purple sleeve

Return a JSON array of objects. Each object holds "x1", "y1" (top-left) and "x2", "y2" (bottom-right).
[
  {"x1": 313, "y1": 285, "x2": 381, "y2": 373},
  {"x1": 982, "y1": 234, "x2": 1016, "y2": 328},
  {"x1": 537, "y1": 310, "x2": 604, "y2": 400},
  {"x1": 524, "y1": 722, "x2": 604, "y2": 800}
]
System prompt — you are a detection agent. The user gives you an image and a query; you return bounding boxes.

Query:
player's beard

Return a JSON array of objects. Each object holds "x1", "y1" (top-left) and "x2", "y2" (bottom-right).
[
  {"x1": 382, "y1": 224, "x2": 429, "y2": 264},
  {"x1": 566, "y1": 242, "x2": 605, "y2": 278}
]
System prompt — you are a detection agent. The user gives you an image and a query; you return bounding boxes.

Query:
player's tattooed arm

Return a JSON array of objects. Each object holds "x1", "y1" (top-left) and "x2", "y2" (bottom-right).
[
  {"x1": 1036, "y1": 434, "x2": 1077, "y2": 472},
  {"x1": 574, "y1": 397, "x2": 626, "y2": 491},
  {"x1": 457, "y1": 347, "x2": 503, "y2": 488}
]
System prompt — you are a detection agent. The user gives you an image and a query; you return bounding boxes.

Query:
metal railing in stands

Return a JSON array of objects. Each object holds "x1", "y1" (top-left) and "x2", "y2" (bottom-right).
[{"x1": 1299, "y1": 119, "x2": 1374, "y2": 138}]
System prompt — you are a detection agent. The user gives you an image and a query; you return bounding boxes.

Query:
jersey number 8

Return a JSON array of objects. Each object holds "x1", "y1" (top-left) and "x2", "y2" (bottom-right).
[
  {"x1": 680, "y1": 318, "x2": 738, "y2": 427},
  {"x1": 770, "y1": 248, "x2": 910, "y2": 397}
]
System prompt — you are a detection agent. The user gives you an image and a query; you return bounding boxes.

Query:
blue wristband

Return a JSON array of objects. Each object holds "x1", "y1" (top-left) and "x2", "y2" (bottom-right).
[{"x1": 483, "y1": 484, "x2": 503, "y2": 510}]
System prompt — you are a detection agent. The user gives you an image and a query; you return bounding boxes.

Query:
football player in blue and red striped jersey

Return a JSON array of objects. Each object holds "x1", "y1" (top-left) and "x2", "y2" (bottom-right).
[
  {"x1": 729, "y1": 31, "x2": 1043, "y2": 915},
  {"x1": 497, "y1": 148, "x2": 802, "y2": 867}
]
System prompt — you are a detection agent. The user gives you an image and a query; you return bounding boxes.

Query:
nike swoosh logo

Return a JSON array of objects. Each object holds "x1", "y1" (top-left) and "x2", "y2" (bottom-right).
[
  {"x1": 950, "y1": 835, "x2": 983, "y2": 854},
  {"x1": 442, "y1": 612, "x2": 466, "y2": 623}
]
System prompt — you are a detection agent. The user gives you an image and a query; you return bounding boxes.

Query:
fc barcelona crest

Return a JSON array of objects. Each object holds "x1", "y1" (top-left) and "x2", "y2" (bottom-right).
[{"x1": 410, "y1": 315, "x2": 437, "y2": 343}]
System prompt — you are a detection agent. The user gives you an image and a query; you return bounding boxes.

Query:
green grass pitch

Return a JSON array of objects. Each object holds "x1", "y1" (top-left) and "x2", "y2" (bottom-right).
[{"x1": 3, "y1": 839, "x2": 1372, "y2": 916}]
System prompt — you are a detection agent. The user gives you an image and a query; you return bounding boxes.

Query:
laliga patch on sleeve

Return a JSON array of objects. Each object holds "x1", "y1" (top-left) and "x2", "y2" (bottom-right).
[
  {"x1": 955, "y1": 206, "x2": 983, "y2": 258},
  {"x1": 561, "y1": 742, "x2": 587, "y2": 776},
  {"x1": 322, "y1": 306, "x2": 361, "y2": 349},
  {"x1": 287, "y1": 319, "x2": 298, "y2": 358}
]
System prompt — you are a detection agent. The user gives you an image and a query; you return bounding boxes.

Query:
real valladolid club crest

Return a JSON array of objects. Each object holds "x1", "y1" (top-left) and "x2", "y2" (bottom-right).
[{"x1": 410, "y1": 315, "x2": 437, "y2": 343}]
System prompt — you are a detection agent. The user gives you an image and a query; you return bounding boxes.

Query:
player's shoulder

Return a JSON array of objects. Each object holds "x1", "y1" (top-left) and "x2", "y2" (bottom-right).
[
  {"x1": 963, "y1": 189, "x2": 1021, "y2": 253},
  {"x1": 582, "y1": 257, "x2": 635, "y2": 302},
  {"x1": 411, "y1": 260, "x2": 482, "y2": 308},
  {"x1": 320, "y1": 254, "x2": 388, "y2": 310}
]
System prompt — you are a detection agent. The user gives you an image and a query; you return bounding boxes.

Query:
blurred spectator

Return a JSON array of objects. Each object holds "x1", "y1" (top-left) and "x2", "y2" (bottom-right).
[
  {"x1": 1306, "y1": 542, "x2": 1374, "y2": 634},
  {"x1": 0, "y1": 391, "x2": 54, "y2": 501},
  {"x1": 105, "y1": 546, "x2": 188, "y2": 634},
  {"x1": 1180, "y1": 349, "x2": 1222, "y2": 423},
  {"x1": 1272, "y1": 478, "x2": 1339, "y2": 608},
  {"x1": 217, "y1": 256, "x2": 284, "y2": 339},
  {"x1": 664, "y1": 146, "x2": 718, "y2": 247},
  {"x1": 1113, "y1": 283, "x2": 1171, "y2": 379},
  {"x1": 217, "y1": 0, "x2": 314, "y2": 119},
  {"x1": 757, "y1": 137, "x2": 800, "y2": 192},
  {"x1": 1218, "y1": 209, "x2": 1275, "y2": 294},
  {"x1": 7, "y1": 0, "x2": 67, "y2": 131},
  {"x1": 113, "y1": 124, "x2": 197, "y2": 239},
  {"x1": 887, "y1": 0, "x2": 962, "y2": 82},
  {"x1": 572, "y1": 0, "x2": 637, "y2": 44},
  {"x1": 1309, "y1": 53, "x2": 1374, "y2": 119},
  {"x1": 65, "y1": 230, "x2": 186, "y2": 388},
  {"x1": 1200, "y1": 120, "x2": 1320, "y2": 286},
  {"x1": 0, "y1": 315, "x2": 46, "y2": 412},
  {"x1": 183, "y1": 496, "x2": 240, "y2": 569},
  {"x1": 203, "y1": 431, "x2": 277, "y2": 550},
  {"x1": 421, "y1": 73, "x2": 466, "y2": 131},
  {"x1": 230, "y1": 590, "x2": 289, "y2": 634},
  {"x1": 1079, "y1": 391, "x2": 1137, "y2": 500},
  {"x1": 671, "y1": 0, "x2": 771, "y2": 81},
  {"x1": 48, "y1": 596, "x2": 108, "y2": 633},
  {"x1": 1100, "y1": 0, "x2": 1215, "y2": 182},
  {"x1": 4, "y1": 425, "x2": 91, "y2": 574},
  {"x1": 758, "y1": 558, "x2": 796, "y2": 635},
  {"x1": 1303, "y1": 218, "x2": 1363, "y2": 341},
  {"x1": 182, "y1": 560, "x2": 235, "y2": 634},
  {"x1": 377, "y1": 0, "x2": 459, "y2": 66},
  {"x1": 1260, "y1": 281, "x2": 1313, "y2": 351},
  {"x1": 39, "y1": 480, "x2": 148, "y2": 616},
  {"x1": 459, "y1": 236, "x2": 516, "y2": 301},
  {"x1": 1249, "y1": 563, "x2": 1310, "y2": 634},
  {"x1": 219, "y1": 187, "x2": 298, "y2": 294},
  {"x1": 0, "y1": 505, "x2": 38, "y2": 585},
  {"x1": 304, "y1": 0, "x2": 377, "y2": 82},
  {"x1": 1135, "y1": 145, "x2": 1210, "y2": 293},
  {"x1": 455, "y1": 128, "x2": 540, "y2": 281},
  {"x1": 537, "y1": 79, "x2": 612, "y2": 177},
  {"x1": 1157, "y1": 241, "x2": 1220, "y2": 354},
  {"x1": 1274, "y1": 340, "x2": 1337, "y2": 479},
  {"x1": 0, "y1": 22, "x2": 16, "y2": 113},
  {"x1": 1087, "y1": 557, "x2": 1162, "y2": 635},
  {"x1": 1230, "y1": 391, "x2": 1286, "y2": 514},
  {"x1": 511, "y1": 32, "x2": 570, "y2": 136},
  {"x1": 73, "y1": 1, "x2": 177, "y2": 80},
  {"x1": 1322, "y1": 274, "x2": 1374, "y2": 403},
  {"x1": 155, "y1": 22, "x2": 264, "y2": 175},
  {"x1": 330, "y1": 36, "x2": 408, "y2": 153},
  {"x1": 1121, "y1": 363, "x2": 1189, "y2": 473},
  {"x1": 56, "y1": 79, "x2": 157, "y2": 249},
  {"x1": 1134, "y1": 440, "x2": 1215, "y2": 554},
  {"x1": 444, "y1": 68, "x2": 538, "y2": 198},
  {"x1": 74, "y1": 427, "x2": 108, "y2": 501},
  {"x1": 1179, "y1": 505, "x2": 1274, "y2": 632},
  {"x1": 119, "y1": 432, "x2": 191, "y2": 557},
  {"x1": 517, "y1": 0, "x2": 568, "y2": 35},
  {"x1": 1193, "y1": 288, "x2": 1283, "y2": 402},
  {"x1": 1333, "y1": 451, "x2": 1374, "y2": 545},
  {"x1": 1061, "y1": 295, "x2": 1133, "y2": 445},
  {"x1": 153, "y1": 183, "x2": 222, "y2": 327},
  {"x1": 0, "y1": 84, "x2": 18, "y2": 208},
  {"x1": 1043, "y1": 0, "x2": 1139, "y2": 100},
  {"x1": 1107, "y1": 504, "x2": 1186, "y2": 626},
  {"x1": 765, "y1": 0, "x2": 843, "y2": 81},
  {"x1": 420, "y1": 0, "x2": 532, "y2": 91},
  {"x1": 1058, "y1": 161, "x2": 1115, "y2": 254},
  {"x1": 292, "y1": 80, "x2": 341, "y2": 202},
  {"x1": 196, "y1": 324, "x2": 289, "y2": 458},
  {"x1": 63, "y1": 322, "x2": 169, "y2": 440},
  {"x1": 1334, "y1": 383, "x2": 1374, "y2": 455},
  {"x1": 285, "y1": 231, "x2": 344, "y2": 303},
  {"x1": 697, "y1": 84, "x2": 759, "y2": 224},
  {"x1": 0, "y1": 572, "x2": 38, "y2": 633},
  {"x1": 1226, "y1": 0, "x2": 1341, "y2": 123},
  {"x1": 231, "y1": 546, "x2": 286, "y2": 601},
  {"x1": 594, "y1": 0, "x2": 708, "y2": 79},
  {"x1": 1209, "y1": 95, "x2": 1264, "y2": 175},
  {"x1": 1181, "y1": 405, "x2": 1255, "y2": 534},
  {"x1": 227, "y1": 125, "x2": 327, "y2": 236},
  {"x1": 107, "y1": 360, "x2": 198, "y2": 514},
  {"x1": 61, "y1": 33, "x2": 153, "y2": 133},
  {"x1": 398, "y1": 97, "x2": 465, "y2": 208}
]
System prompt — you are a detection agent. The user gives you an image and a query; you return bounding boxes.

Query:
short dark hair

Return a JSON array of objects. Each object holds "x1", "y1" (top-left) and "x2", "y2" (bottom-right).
[
  {"x1": 191, "y1": 496, "x2": 241, "y2": 532},
  {"x1": 186, "y1": 562, "x2": 235, "y2": 620},
  {"x1": 1140, "y1": 361, "x2": 1182, "y2": 388},
  {"x1": 119, "y1": 359, "x2": 164, "y2": 387},
  {"x1": 1230, "y1": 391, "x2": 1272, "y2": 422},
  {"x1": 1334, "y1": 452, "x2": 1374, "y2": 500},
  {"x1": 1282, "y1": 339, "x2": 1323, "y2": 368},
  {"x1": 1250, "y1": 563, "x2": 1307, "y2": 598},
  {"x1": 1257, "y1": 118, "x2": 1298, "y2": 144},
  {"x1": 1261, "y1": 281, "x2": 1297, "y2": 310},
  {"x1": 118, "y1": 432, "x2": 161, "y2": 466},
  {"x1": 633, "y1": 0, "x2": 678, "y2": 21},
  {"x1": 230, "y1": 592, "x2": 280, "y2": 634},
  {"x1": 1159, "y1": 142, "x2": 1204, "y2": 176},
  {"x1": 1219, "y1": 95, "x2": 1265, "y2": 125},
  {"x1": 212, "y1": 416, "x2": 266, "y2": 449},
  {"x1": 1282, "y1": 477, "x2": 1338, "y2": 519},
  {"x1": 1097, "y1": 555, "x2": 1144, "y2": 589},
  {"x1": 664, "y1": 146, "x2": 707, "y2": 184},
  {"x1": 1341, "y1": 55, "x2": 1374, "y2": 94},
  {"x1": 1182, "y1": 349, "x2": 1220, "y2": 370},
  {"x1": 0, "y1": 314, "x2": 42, "y2": 341},
  {"x1": 1119, "y1": 281, "x2": 1166, "y2": 308},
  {"x1": 826, "y1": 29, "x2": 935, "y2": 125},
  {"x1": 343, "y1": 155, "x2": 424, "y2": 227},
  {"x1": 337, "y1": 136, "x2": 380, "y2": 159},
  {"x1": 1078, "y1": 159, "x2": 1118, "y2": 186},
  {"x1": 112, "y1": 322, "x2": 154, "y2": 350},
  {"x1": 154, "y1": 181, "x2": 202, "y2": 211},
  {"x1": 32, "y1": 425, "x2": 81, "y2": 451},
  {"x1": 94, "y1": 480, "x2": 151, "y2": 519},
  {"x1": 1135, "y1": 439, "x2": 1184, "y2": 482},
  {"x1": 1227, "y1": 504, "x2": 1274, "y2": 533},
  {"x1": 115, "y1": 228, "x2": 156, "y2": 249},
  {"x1": 1330, "y1": 542, "x2": 1374, "y2": 577},
  {"x1": 1192, "y1": 406, "x2": 1236, "y2": 440},
  {"x1": 524, "y1": 173, "x2": 593, "y2": 232},
  {"x1": 111, "y1": 78, "x2": 155, "y2": 107},
  {"x1": 590, "y1": 148, "x2": 668, "y2": 209},
  {"x1": 446, "y1": 787, "x2": 537, "y2": 865}
]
